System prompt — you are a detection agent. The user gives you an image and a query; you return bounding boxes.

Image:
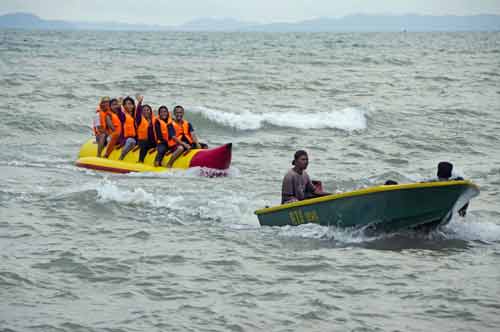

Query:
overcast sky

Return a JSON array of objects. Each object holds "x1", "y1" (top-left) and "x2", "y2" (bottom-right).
[{"x1": 1, "y1": 0, "x2": 500, "y2": 25}]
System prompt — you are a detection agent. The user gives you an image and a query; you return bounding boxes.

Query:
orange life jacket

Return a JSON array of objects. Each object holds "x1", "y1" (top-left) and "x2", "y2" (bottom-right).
[
  {"x1": 107, "y1": 111, "x2": 122, "y2": 135},
  {"x1": 155, "y1": 117, "x2": 175, "y2": 146},
  {"x1": 172, "y1": 120, "x2": 193, "y2": 144},
  {"x1": 137, "y1": 114, "x2": 156, "y2": 141},
  {"x1": 93, "y1": 107, "x2": 107, "y2": 136},
  {"x1": 123, "y1": 112, "x2": 136, "y2": 139}
]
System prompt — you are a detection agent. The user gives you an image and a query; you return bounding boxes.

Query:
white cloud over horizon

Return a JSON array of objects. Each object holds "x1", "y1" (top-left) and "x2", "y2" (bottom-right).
[{"x1": 1, "y1": 0, "x2": 500, "y2": 25}]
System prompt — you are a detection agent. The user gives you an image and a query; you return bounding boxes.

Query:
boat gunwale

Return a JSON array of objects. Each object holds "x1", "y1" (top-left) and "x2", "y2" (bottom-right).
[{"x1": 254, "y1": 180, "x2": 478, "y2": 215}]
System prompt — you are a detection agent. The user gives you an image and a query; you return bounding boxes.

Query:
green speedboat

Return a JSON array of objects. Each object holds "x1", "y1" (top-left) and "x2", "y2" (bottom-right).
[{"x1": 255, "y1": 180, "x2": 479, "y2": 232}]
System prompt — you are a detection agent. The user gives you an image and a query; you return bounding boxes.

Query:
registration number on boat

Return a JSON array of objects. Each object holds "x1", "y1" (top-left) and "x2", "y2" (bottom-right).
[{"x1": 288, "y1": 209, "x2": 319, "y2": 225}]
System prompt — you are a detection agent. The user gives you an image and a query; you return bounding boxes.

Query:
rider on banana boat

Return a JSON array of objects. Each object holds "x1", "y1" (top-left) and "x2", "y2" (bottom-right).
[
  {"x1": 281, "y1": 150, "x2": 330, "y2": 204},
  {"x1": 119, "y1": 96, "x2": 137, "y2": 160},
  {"x1": 166, "y1": 105, "x2": 207, "y2": 168},
  {"x1": 103, "y1": 98, "x2": 122, "y2": 158},
  {"x1": 135, "y1": 95, "x2": 157, "y2": 163},
  {"x1": 93, "y1": 96, "x2": 110, "y2": 157},
  {"x1": 154, "y1": 106, "x2": 181, "y2": 167}
]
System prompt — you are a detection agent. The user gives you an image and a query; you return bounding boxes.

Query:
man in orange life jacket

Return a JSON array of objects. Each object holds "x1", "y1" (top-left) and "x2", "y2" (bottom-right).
[
  {"x1": 103, "y1": 98, "x2": 122, "y2": 158},
  {"x1": 166, "y1": 105, "x2": 206, "y2": 168},
  {"x1": 93, "y1": 96, "x2": 110, "y2": 157},
  {"x1": 118, "y1": 96, "x2": 137, "y2": 160},
  {"x1": 154, "y1": 106, "x2": 181, "y2": 167},
  {"x1": 135, "y1": 95, "x2": 157, "y2": 163}
]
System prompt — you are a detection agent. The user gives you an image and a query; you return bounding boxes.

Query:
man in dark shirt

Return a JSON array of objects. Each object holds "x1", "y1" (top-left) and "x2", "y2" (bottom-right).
[{"x1": 281, "y1": 150, "x2": 329, "y2": 204}]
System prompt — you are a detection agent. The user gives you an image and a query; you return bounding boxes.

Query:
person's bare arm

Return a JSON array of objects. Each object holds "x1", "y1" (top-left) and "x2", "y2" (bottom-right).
[
  {"x1": 105, "y1": 114, "x2": 114, "y2": 132},
  {"x1": 135, "y1": 95, "x2": 143, "y2": 125},
  {"x1": 191, "y1": 132, "x2": 201, "y2": 149},
  {"x1": 172, "y1": 136, "x2": 190, "y2": 151},
  {"x1": 282, "y1": 174, "x2": 298, "y2": 203}
]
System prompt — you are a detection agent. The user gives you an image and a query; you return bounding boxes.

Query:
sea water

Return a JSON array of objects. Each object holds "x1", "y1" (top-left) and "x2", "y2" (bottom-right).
[{"x1": 1, "y1": 30, "x2": 500, "y2": 331}]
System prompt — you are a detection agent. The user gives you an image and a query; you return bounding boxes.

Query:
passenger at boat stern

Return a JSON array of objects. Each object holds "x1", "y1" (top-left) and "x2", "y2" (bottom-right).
[{"x1": 281, "y1": 150, "x2": 330, "y2": 204}]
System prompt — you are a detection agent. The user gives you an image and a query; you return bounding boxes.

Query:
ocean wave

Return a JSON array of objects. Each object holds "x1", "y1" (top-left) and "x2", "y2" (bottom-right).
[
  {"x1": 190, "y1": 106, "x2": 368, "y2": 131},
  {"x1": 277, "y1": 223, "x2": 386, "y2": 244},
  {"x1": 100, "y1": 179, "x2": 265, "y2": 225},
  {"x1": 95, "y1": 181, "x2": 161, "y2": 206},
  {"x1": 414, "y1": 75, "x2": 459, "y2": 82},
  {"x1": 3, "y1": 116, "x2": 90, "y2": 136},
  {"x1": 45, "y1": 180, "x2": 169, "y2": 209},
  {"x1": 0, "y1": 158, "x2": 77, "y2": 172},
  {"x1": 92, "y1": 180, "x2": 248, "y2": 223},
  {"x1": 442, "y1": 214, "x2": 500, "y2": 243},
  {"x1": 275, "y1": 214, "x2": 500, "y2": 247}
]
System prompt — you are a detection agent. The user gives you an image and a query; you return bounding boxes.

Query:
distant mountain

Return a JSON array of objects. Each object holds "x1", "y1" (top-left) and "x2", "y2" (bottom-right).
[
  {"x1": 0, "y1": 12, "x2": 75, "y2": 29},
  {"x1": 1, "y1": 12, "x2": 500, "y2": 32},
  {"x1": 0, "y1": 12, "x2": 170, "y2": 31},
  {"x1": 72, "y1": 21, "x2": 169, "y2": 31},
  {"x1": 248, "y1": 14, "x2": 500, "y2": 32}
]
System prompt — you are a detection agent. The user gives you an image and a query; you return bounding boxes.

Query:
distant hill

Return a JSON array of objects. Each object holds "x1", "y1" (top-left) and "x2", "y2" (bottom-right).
[
  {"x1": 249, "y1": 14, "x2": 500, "y2": 32},
  {"x1": 0, "y1": 12, "x2": 75, "y2": 29},
  {"x1": 1, "y1": 12, "x2": 500, "y2": 32},
  {"x1": 0, "y1": 12, "x2": 169, "y2": 31}
]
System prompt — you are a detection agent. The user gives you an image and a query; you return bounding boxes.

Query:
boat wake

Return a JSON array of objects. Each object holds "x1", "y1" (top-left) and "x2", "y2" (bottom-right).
[
  {"x1": 276, "y1": 214, "x2": 500, "y2": 249},
  {"x1": 94, "y1": 181, "x2": 170, "y2": 207},
  {"x1": 190, "y1": 106, "x2": 368, "y2": 131},
  {"x1": 441, "y1": 214, "x2": 500, "y2": 243},
  {"x1": 57, "y1": 179, "x2": 254, "y2": 224}
]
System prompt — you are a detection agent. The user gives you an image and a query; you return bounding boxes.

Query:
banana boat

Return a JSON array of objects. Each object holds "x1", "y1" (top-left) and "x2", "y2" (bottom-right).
[{"x1": 76, "y1": 139, "x2": 232, "y2": 174}]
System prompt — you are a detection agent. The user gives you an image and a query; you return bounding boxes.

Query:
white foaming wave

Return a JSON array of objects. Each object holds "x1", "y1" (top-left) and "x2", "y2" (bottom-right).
[
  {"x1": 192, "y1": 106, "x2": 368, "y2": 131},
  {"x1": 2, "y1": 160, "x2": 47, "y2": 168},
  {"x1": 277, "y1": 223, "x2": 384, "y2": 243},
  {"x1": 91, "y1": 180, "x2": 254, "y2": 225},
  {"x1": 96, "y1": 181, "x2": 154, "y2": 205},
  {"x1": 128, "y1": 167, "x2": 241, "y2": 178},
  {"x1": 94, "y1": 180, "x2": 183, "y2": 208},
  {"x1": 442, "y1": 215, "x2": 500, "y2": 243},
  {"x1": 276, "y1": 216, "x2": 500, "y2": 244}
]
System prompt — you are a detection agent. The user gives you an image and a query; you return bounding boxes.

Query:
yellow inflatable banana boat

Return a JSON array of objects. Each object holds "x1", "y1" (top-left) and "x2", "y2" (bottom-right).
[{"x1": 76, "y1": 139, "x2": 232, "y2": 174}]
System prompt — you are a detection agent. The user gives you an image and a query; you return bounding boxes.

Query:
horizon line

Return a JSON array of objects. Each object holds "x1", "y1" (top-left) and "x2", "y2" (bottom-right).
[{"x1": 2, "y1": 11, "x2": 500, "y2": 28}]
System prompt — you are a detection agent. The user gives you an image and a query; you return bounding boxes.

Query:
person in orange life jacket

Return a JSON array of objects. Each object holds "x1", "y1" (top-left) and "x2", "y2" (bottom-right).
[
  {"x1": 93, "y1": 96, "x2": 110, "y2": 157},
  {"x1": 166, "y1": 105, "x2": 207, "y2": 168},
  {"x1": 103, "y1": 98, "x2": 122, "y2": 158},
  {"x1": 118, "y1": 96, "x2": 137, "y2": 160},
  {"x1": 135, "y1": 95, "x2": 157, "y2": 163},
  {"x1": 172, "y1": 105, "x2": 205, "y2": 148},
  {"x1": 154, "y1": 106, "x2": 180, "y2": 167}
]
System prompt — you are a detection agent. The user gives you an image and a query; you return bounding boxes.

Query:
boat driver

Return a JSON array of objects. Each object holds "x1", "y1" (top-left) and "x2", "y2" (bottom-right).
[
  {"x1": 436, "y1": 161, "x2": 469, "y2": 216},
  {"x1": 281, "y1": 150, "x2": 329, "y2": 204}
]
